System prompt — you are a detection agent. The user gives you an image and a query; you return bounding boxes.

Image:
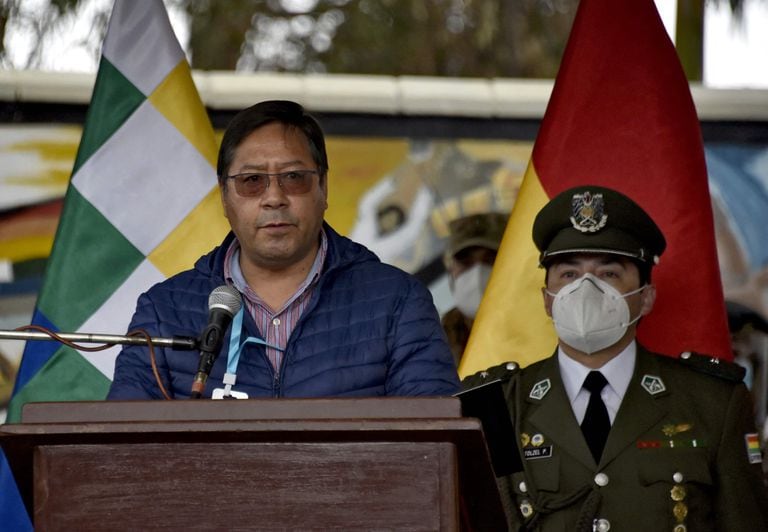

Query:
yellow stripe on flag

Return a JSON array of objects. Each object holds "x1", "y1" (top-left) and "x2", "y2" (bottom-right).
[
  {"x1": 459, "y1": 160, "x2": 556, "y2": 377},
  {"x1": 149, "y1": 61, "x2": 218, "y2": 168},
  {"x1": 148, "y1": 186, "x2": 229, "y2": 277}
]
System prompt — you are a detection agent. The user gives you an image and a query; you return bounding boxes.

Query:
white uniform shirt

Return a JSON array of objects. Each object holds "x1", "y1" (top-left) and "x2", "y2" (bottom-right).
[{"x1": 558, "y1": 341, "x2": 637, "y2": 425}]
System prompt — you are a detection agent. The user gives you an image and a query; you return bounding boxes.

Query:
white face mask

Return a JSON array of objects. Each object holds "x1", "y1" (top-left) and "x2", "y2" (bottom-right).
[
  {"x1": 547, "y1": 273, "x2": 645, "y2": 355},
  {"x1": 452, "y1": 263, "x2": 493, "y2": 319}
]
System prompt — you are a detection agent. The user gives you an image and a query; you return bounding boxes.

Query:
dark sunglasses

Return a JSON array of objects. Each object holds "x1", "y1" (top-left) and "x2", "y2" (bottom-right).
[{"x1": 225, "y1": 170, "x2": 319, "y2": 197}]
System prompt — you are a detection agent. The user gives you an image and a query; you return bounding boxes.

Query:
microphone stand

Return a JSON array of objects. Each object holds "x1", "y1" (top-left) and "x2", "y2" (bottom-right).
[
  {"x1": 3, "y1": 327, "x2": 198, "y2": 401},
  {"x1": 0, "y1": 329, "x2": 198, "y2": 350}
]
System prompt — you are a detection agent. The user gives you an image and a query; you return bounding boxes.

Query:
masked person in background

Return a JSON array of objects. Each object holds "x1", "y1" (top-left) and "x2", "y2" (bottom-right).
[
  {"x1": 463, "y1": 185, "x2": 768, "y2": 531},
  {"x1": 442, "y1": 212, "x2": 507, "y2": 367}
]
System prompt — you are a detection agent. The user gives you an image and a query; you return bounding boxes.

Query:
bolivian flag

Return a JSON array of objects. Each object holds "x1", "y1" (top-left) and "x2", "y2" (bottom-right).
[{"x1": 460, "y1": 0, "x2": 732, "y2": 377}]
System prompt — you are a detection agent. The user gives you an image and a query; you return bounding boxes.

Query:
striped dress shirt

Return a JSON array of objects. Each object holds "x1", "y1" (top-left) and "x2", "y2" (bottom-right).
[{"x1": 224, "y1": 230, "x2": 328, "y2": 374}]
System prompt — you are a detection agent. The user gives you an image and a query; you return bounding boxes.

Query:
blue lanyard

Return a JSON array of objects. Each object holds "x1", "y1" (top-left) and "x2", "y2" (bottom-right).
[{"x1": 223, "y1": 307, "x2": 284, "y2": 387}]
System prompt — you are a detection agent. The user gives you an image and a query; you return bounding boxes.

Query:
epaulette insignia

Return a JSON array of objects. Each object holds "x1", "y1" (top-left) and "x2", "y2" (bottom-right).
[
  {"x1": 677, "y1": 351, "x2": 746, "y2": 383},
  {"x1": 529, "y1": 379, "x2": 551, "y2": 400},
  {"x1": 460, "y1": 361, "x2": 520, "y2": 391}
]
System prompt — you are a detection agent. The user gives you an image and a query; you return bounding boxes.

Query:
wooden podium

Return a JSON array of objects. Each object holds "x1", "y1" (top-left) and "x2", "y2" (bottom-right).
[{"x1": 0, "y1": 398, "x2": 506, "y2": 531}]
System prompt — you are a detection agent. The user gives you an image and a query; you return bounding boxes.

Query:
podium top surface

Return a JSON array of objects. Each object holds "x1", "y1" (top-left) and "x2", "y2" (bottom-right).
[{"x1": 19, "y1": 396, "x2": 462, "y2": 424}]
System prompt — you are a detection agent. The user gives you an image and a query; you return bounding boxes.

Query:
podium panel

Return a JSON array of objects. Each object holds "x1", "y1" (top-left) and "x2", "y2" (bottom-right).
[
  {"x1": 36, "y1": 442, "x2": 457, "y2": 530},
  {"x1": 1, "y1": 398, "x2": 507, "y2": 531}
]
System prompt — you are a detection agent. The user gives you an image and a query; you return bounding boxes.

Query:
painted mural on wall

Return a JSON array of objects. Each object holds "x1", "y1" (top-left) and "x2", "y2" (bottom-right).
[
  {"x1": 708, "y1": 145, "x2": 768, "y2": 316},
  {"x1": 1, "y1": 123, "x2": 767, "y2": 415}
]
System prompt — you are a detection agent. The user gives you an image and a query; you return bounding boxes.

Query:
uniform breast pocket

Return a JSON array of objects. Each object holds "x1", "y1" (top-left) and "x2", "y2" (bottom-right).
[
  {"x1": 522, "y1": 454, "x2": 561, "y2": 493},
  {"x1": 638, "y1": 448, "x2": 713, "y2": 486},
  {"x1": 637, "y1": 449, "x2": 716, "y2": 529}
]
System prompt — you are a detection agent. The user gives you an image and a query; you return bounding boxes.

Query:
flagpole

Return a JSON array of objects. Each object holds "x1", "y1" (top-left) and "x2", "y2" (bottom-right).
[{"x1": 0, "y1": 329, "x2": 198, "y2": 350}]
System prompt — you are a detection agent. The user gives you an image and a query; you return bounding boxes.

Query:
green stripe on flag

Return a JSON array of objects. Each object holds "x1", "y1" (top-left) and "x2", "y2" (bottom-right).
[
  {"x1": 38, "y1": 187, "x2": 144, "y2": 331},
  {"x1": 6, "y1": 346, "x2": 111, "y2": 423},
  {"x1": 73, "y1": 58, "x2": 145, "y2": 173}
]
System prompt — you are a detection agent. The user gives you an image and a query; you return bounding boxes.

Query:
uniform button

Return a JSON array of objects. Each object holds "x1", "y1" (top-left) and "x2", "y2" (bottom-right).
[
  {"x1": 272, "y1": 317, "x2": 281, "y2": 326},
  {"x1": 594, "y1": 473, "x2": 609, "y2": 486},
  {"x1": 519, "y1": 499, "x2": 534, "y2": 518},
  {"x1": 518, "y1": 481, "x2": 527, "y2": 493},
  {"x1": 595, "y1": 518, "x2": 611, "y2": 531},
  {"x1": 673, "y1": 472, "x2": 684, "y2": 483}
]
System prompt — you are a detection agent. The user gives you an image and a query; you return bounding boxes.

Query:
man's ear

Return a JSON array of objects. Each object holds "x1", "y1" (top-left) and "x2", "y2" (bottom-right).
[
  {"x1": 542, "y1": 286, "x2": 553, "y2": 318},
  {"x1": 220, "y1": 185, "x2": 230, "y2": 220},
  {"x1": 321, "y1": 173, "x2": 329, "y2": 209},
  {"x1": 640, "y1": 284, "x2": 656, "y2": 316}
]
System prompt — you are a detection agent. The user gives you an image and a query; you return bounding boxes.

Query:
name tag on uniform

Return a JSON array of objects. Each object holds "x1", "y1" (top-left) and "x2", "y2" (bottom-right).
[{"x1": 523, "y1": 446, "x2": 553, "y2": 460}]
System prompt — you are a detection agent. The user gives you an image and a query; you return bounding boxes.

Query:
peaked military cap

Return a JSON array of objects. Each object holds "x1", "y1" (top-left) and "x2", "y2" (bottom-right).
[
  {"x1": 446, "y1": 212, "x2": 508, "y2": 258},
  {"x1": 532, "y1": 185, "x2": 666, "y2": 265}
]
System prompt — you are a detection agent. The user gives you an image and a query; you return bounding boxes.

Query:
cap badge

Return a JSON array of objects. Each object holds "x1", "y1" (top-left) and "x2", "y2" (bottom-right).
[{"x1": 570, "y1": 191, "x2": 608, "y2": 233}]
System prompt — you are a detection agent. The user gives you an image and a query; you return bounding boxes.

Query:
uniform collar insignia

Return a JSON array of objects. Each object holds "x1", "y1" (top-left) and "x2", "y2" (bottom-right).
[
  {"x1": 570, "y1": 191, "x2": 608, "y2": 233},
  {"x1": 641, "y1": 374, "x2": 666, "y2": 395},
  {"x1": 529, "y1": 378, "x2": 551, "y2": 400}
]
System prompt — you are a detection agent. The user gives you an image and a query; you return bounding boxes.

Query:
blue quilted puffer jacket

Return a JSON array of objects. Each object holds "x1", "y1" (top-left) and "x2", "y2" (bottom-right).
[{"x1": 107, "y1": 223, "x2": 460, "y2": 399}]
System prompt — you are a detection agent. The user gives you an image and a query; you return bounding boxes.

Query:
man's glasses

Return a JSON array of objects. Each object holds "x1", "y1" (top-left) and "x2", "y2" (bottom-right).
[{"x1": 225, "y1": 170, "x2": 319, "y2": 197}]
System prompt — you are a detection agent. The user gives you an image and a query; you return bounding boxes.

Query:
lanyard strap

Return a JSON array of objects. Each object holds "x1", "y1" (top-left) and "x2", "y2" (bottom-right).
[{"x1": 224, "y1": 307, "x2": 285, "y2": 384}]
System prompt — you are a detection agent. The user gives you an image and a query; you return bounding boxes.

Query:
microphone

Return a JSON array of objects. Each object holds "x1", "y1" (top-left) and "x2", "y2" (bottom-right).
[{"x1": 190, "y1": 285, "x2": 242, "y2": 399}]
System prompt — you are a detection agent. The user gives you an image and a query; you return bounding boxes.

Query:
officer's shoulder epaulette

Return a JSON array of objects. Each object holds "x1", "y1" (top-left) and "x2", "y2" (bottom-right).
[
  {"x1": 460, "y1": 361, "x2": 520, "y2": 392},
  {"x1": 674, "y1": 351, "x2": 746, "y2": 383}
]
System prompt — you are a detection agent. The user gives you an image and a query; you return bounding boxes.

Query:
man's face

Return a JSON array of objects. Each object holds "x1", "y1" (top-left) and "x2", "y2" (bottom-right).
[
  {"x1": 543, "y1": 253, "x2": 655, "y2": 322},
  {"x1": 221, "y1": 121, "x2": 328, "y2": 272}
]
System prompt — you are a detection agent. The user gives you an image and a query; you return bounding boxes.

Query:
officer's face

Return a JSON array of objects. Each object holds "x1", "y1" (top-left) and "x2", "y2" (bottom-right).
[{"x1": 543, "y1": 253, "x2": 656, "y2": 320}]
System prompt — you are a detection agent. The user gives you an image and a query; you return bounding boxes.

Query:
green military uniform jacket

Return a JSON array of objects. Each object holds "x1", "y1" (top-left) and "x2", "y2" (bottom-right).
[{"x1": 496, "y1": 346, "x2": 768, "y2": 531}]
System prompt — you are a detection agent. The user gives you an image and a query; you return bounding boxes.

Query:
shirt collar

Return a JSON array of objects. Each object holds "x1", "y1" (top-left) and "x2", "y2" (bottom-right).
[
  {"x1": 558, "y1": 340, "x2": 637, "y2": 403},
  {"x1": 224, "y1": 228, "x2": 328, "y2": 305}
]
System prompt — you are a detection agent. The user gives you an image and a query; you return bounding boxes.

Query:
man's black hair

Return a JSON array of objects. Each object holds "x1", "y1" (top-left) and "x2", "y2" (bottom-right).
[{"x1": 216, "y1": 100, "x2": 328, "y2": 186}]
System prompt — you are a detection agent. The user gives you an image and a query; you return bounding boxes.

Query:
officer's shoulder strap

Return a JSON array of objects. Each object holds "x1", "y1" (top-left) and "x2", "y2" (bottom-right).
[
  {"x1": 674, "y1": 351, "x2": 746, "y2": 383},
  {"x1": 460, "y1": 361, "x2": 521, "y2": 392}
]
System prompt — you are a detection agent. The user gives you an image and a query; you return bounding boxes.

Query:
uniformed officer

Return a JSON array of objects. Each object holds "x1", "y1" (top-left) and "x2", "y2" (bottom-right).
[
  {"x1": 442, "y1": 212, "x2": 507, "y2": 367},
  {"x1": 464, "y1": 185, "x2": 768, "y2": 531}
]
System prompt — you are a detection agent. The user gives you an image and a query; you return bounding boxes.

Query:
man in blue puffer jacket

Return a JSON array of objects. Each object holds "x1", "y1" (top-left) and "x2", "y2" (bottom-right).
[{"x1": 108, "y1": 100, "x2": 459, "y2": 399}]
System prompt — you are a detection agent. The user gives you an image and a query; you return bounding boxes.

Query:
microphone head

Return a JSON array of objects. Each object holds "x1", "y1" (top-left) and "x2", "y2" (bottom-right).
[{"x1": 208, "y1": 285, "x2": 242, "y2": 317}]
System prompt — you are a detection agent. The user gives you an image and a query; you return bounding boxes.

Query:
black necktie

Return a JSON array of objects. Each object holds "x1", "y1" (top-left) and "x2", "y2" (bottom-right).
[{"x1": 580, "y1": 371, "x2": 610, "y2": 463}]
